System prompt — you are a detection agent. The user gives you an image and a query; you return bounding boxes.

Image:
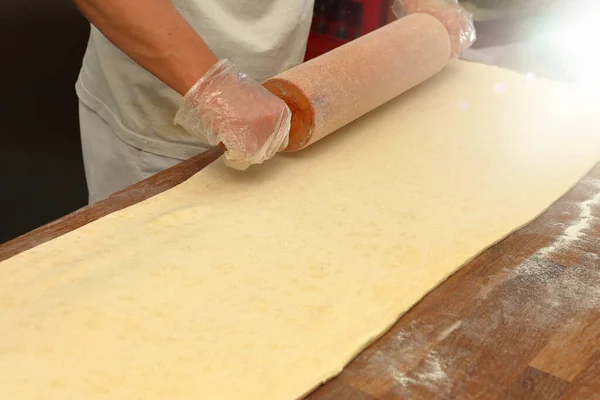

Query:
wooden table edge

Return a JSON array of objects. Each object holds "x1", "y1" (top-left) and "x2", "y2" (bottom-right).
[{"x1": 0, "y1": 147, "x2": 224, "y2": 262}]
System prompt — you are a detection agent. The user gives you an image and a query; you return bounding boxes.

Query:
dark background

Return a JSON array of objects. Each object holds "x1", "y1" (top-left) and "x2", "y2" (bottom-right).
[{"x1": 1, "y1": 0, "x2": 90, "y2": 243}]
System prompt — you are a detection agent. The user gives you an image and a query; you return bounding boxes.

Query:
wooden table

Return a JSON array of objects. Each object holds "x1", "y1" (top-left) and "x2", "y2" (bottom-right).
[{"x1": 1, "y1": 148, "x2": 599, "y2": 399}]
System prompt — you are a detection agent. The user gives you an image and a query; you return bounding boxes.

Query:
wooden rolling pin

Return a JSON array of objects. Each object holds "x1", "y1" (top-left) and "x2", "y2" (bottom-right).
[{"x1": 264, "y1": 13, "x2": 451, "y2": 152}]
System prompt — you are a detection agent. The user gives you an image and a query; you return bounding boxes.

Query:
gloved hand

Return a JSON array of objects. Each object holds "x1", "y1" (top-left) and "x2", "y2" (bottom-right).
[
  {"x1": 392, "y1": 0, "x2": 476, "y2": 59},
  {"x1": 174, "y1": 59, "x2": 291, "y2": 170}
]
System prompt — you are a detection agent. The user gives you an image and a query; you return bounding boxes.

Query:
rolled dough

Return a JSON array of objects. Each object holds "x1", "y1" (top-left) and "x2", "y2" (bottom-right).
[{"x1": 2, "y1": 61, "x2": 600, "y2": 399}]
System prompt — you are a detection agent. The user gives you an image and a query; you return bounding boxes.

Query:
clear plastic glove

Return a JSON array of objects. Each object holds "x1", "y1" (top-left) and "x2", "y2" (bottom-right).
[
  {"x1": 392, "y1": 0, "x2": 476, "y2": 59},
  {"x1": 174, "y1": 59, "x2": 291, "y2": 170}
]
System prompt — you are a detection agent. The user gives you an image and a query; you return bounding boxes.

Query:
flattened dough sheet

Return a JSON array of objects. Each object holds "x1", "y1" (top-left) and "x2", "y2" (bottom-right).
[{"x1": 2, "y1": 61, "x2": 600, "y2": 399}]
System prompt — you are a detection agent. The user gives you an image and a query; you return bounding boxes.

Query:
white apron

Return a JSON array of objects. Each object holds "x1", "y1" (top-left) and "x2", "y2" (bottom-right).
[{"x1": 76, "y1": 0, "x2": 314, "y2": 161}]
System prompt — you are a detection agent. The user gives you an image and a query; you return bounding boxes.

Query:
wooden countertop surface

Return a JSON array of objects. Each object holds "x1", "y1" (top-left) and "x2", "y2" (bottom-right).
[{"x1": 1, "y1": 148, "x2": 599, "y2": 400}]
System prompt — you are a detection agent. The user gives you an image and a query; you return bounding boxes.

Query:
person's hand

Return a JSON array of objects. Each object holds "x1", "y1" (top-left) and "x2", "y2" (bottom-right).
[
  {"x1": 175, "y1": 59, "x2": 291, "y2": 170},
  {"x1": 393, "y1": 0, "x2": 476, "y2": 59}
]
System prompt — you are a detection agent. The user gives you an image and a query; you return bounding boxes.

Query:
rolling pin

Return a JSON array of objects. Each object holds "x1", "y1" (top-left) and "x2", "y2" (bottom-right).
[{"x1": 264, "y1": 13, "x2": 451, "y2": 152}]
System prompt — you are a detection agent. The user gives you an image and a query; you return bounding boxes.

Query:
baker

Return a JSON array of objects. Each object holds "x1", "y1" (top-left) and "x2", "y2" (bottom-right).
[{"x1": 72, "y1": 0, "x2": 475, "y2": 203}]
